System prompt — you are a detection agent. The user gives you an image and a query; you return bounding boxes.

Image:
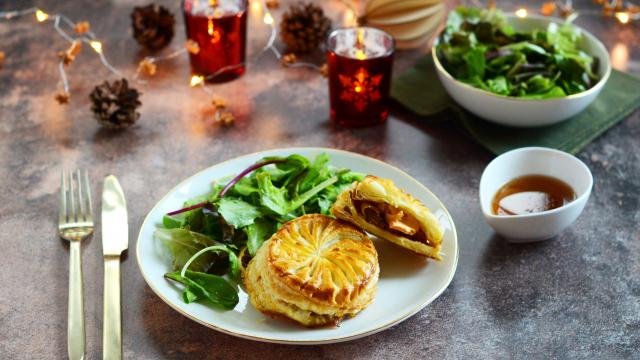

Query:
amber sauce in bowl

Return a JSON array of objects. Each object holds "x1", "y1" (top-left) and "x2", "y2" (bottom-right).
[
  {"x1": 479, "y1": 147, "x2": 593, "y2": 241},
  {"x1": 492, "y1": 175, "x2": 576, "y2": 216}
]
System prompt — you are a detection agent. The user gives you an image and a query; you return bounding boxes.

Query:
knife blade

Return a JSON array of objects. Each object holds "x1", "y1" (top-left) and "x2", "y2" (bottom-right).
[
  {"x1": 102, "y1": 175, "x2": 128, "y2": 256},
  {"x1": 101, "y1": 175, "x2": 127, "y2": 360}
]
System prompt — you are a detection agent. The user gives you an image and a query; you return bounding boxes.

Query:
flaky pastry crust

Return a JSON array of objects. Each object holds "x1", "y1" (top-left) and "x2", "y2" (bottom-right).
[
  {"x1": 332, "y1": 175, "x2": 443, "y2": 260},
  {"x1": 243, "y1": 214, "x2": 379, "y2": 327}
]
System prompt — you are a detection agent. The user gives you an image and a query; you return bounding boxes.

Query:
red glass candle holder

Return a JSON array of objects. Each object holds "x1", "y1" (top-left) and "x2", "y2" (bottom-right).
[
  {"x1": 327, "y1": 27, "x2": 395, "y2": 127},
  {"x1": 182, "y1": 0, "x2": 248, "y2": 82}
]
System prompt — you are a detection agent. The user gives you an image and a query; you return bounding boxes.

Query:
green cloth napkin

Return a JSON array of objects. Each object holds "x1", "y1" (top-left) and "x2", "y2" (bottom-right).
[{"x1": 391, "y1": 56, "x2": 640, "y2": 155}]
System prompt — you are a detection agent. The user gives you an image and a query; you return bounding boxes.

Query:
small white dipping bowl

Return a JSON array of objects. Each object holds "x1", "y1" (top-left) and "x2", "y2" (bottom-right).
[
  {"x1": 479, "y1": 147, "x2": 593, "y2": 242},
  {"x1": 433, "y1": 14, "x2": 612, "y2": 127}
]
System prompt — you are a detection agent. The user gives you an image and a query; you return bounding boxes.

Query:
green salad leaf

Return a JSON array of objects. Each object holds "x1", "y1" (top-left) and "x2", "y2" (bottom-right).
[
  {"x1": 245, "y1": 218, "x2": 275, "y2": 257},
  {"x1": 217, "y1": 197, "x2": 263, "y2": 228},
  {"x1": 437, "y1": 6, "x2": 600, "y2": 98},
  {"x1": 165, "y1": 271, "x2": 238, "y2": 309},
  {"x1": 155, "y1": 228, "x2": 217, "y2": 272},
  {"x1": 256, "y1": 171, "x2": 291, "y2": 215}
]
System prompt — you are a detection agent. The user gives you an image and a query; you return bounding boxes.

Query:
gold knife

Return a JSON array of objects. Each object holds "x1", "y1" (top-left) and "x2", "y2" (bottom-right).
[{"x1": 101, "y1": 175, "x2": 128, "y2": 360}]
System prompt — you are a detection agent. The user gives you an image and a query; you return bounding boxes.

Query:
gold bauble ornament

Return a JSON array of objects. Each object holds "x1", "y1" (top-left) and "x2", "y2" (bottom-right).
[{"x1": 361, "y1": 0, "x2": 446, "y2": 49}]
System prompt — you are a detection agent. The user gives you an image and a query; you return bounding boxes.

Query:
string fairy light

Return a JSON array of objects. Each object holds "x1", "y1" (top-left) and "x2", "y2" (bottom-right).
[
  {"x1": 0, "y1": 0, "x2": 355, "y2": 118},
  {"x1": 515, "y1": 8, "x2": 528, "y2": 17},
  {"x1": 615, "y1": 11, "x2": 631, "y2": 23},
  {"x1": 35, "y1": 9, "x2": 49, "y2": 22},
  {"x1": 0, "y1": 6, "x2": 122, "y2": 104},
  {"x1": 470, "y1": 0, "x2": 639, "y2": 24},
  {"x1": 263, "y1": 12, "x2": 274, "y2": 25},
  {"x1": 190, "y1": 75, "x2": 205, "y2": 87},
  {"x1": 89, "y1": 40, "x2": 102, "y2": 53}
]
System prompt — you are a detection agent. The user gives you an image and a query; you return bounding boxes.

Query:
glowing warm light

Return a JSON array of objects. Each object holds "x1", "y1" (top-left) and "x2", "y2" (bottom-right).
[
  {"x1": 89, "y1": 41, "x2": 102, "y2": 53},
  {"x1": 611, "y1": 43, "x2": 629, "y2": 71},
  {"x1": 35, "y1": 9, "x2": 49, "y2": 22},
  {"x1": 210, "y1": 31, "x2": 221, "y2": 43},
  {"x1": 615, "y1": 12, "x2": 630, "y2": 24},
  {"x1": 343, "y1": 9, "x2": 356, "y2": 27},
  {"x1": 355, "y1": 28, "x2": 367, "y2": 60},
  {"x1": 263, "y1": 12, "x2": 274, "y2": 25},
  {"x1": 208, "y1": 18, "x2": 214, "y2": 35},
  {"x1": 190, "y1": 75, "x2": 204, "y2": 87},
  {"x1": 251, "y1": 1, "x2": 262, "y2": 13},
  {"x1": 354, "y1": 85, "x2": 362, "y2": 93},
  {"x1": 515, "y1": 8, "x2": 528, "y2": 18}
]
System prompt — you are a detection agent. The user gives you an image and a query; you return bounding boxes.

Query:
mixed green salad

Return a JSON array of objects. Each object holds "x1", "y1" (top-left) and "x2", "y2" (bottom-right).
[
  {"x1": 155, "y1": 153, "x2": 363, "y2": 310},
  {"x1": 436, "y1": 7, "x2": 600, "y2": 99}
]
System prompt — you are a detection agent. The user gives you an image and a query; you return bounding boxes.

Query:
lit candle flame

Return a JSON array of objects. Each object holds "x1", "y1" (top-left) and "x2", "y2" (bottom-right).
[
  {"x1": 208, "y1": 18, "x2": 214, "y2": 35},
  {"x1": 89, "y1": 41, "x2": 102, "y2": 53},
  {"x1": 35, "y1": 9, "x2": 49, "y2": 22},
  {"x1": 515, "y1": 8, "x2": 528, "y2": 18},
  {"x1": 355, "y1": 28, "x2": 367, "y2": 60},
  {"x1": 190, "y1": 75, "x2": 204, "y2": 87},
  {"x1": 263, "y1": 12, "x2": 274, "y2": 25},
  {"x1": 615, "y1": 12, "x2": 630, "y2": 24},
  {"x1": 354, "y1": 85, "x2": 362, "y2": 93}
]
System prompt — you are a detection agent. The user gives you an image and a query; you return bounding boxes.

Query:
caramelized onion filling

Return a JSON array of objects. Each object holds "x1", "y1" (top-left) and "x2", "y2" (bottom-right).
[{"x1": 353, "y1": 200, "x2": 431, "y2": 246}]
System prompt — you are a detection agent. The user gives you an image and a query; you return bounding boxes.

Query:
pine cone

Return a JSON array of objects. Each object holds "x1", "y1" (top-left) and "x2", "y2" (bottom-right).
[
  {"x1": 280, "y1": 2, "x2": 331, "y2": 54},
  {"x1": 89, "y1": 79, "x2": 142, "y2": 129},
  {"x1": 131, "y1": 4, "x2": 175, "y2": 50}
]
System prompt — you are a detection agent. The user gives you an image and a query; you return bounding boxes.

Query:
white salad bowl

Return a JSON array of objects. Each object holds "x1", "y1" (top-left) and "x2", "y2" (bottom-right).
[
  {"x1": 479, "y1": 147, "x2": 593, "y2": 242},
  {"x1": 432, "y1": 14, "x2": 611, "y2": 127}
]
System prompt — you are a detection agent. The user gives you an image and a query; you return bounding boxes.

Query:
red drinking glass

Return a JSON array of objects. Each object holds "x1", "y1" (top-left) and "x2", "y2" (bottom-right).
[
  {"x1": 327, "y1": 27, "x2": 395, "y2": 127},
  {"x1": 182, "y1": 0, "x2": 248, "y2": 82}
]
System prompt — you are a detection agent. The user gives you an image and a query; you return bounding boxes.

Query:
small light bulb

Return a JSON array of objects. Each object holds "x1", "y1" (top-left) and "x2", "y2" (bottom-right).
[
  {"x1": 35, "y1": 9, "x2": 49, "y2": 22},
  {"x1": 354, "y1": 85, "x2": 362, "y2": 93},
  {"x1": 263, "y1": 12, "x2": 274, "y2": 25},
  {"x1": 190, "y1": 75, "x2": 204, "y2": 87},
  {"x1": 515, "y1": 8, "x2": 528, "y2": 18},
  {"x1": 615, "y1": 12, "x2": 630, "y2": 24},
  {"x1": 89, "y1": 41, "x2": 102, "y2": 53}
]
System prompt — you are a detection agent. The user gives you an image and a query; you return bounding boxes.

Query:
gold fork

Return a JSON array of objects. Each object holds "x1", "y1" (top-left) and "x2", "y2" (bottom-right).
[{"x1": 59, "y1": 170, "x2": 93, "y2": 360}]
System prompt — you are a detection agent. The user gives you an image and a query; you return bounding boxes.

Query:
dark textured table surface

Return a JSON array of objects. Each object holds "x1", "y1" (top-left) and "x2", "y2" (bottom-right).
[{"x1": 1, "y1": 0, "x2": 639, "y2": 359}]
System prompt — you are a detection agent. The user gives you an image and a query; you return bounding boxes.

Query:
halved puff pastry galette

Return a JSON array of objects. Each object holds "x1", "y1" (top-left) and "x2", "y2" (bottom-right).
[{"x1": 331, "y1": 175, "x2": 443, "y2": 260}]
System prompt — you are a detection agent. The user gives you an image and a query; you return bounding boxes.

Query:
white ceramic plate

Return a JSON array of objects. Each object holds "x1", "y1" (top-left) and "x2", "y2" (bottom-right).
[{"x1": 136, "y1": 148, "x2": 458, "y2": 344}]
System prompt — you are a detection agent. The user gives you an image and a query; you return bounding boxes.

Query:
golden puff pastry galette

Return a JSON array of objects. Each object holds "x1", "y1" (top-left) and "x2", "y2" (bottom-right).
[
  {"x1": 243, "y1": 214, "x2": 379, "y2": 327},
  {"x1": 331, "y1": 175, "x2": 443, "y2": 260}
]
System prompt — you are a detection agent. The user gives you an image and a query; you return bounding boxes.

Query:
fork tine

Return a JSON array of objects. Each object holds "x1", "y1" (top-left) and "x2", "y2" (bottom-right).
[
  {"x1": 76, "y1": 169, "x2": 85, "y2": 223},
  {"x1": 68, "y1": 170, "x2": 76, "y2": 223},
  {"x1": 82, "y1": 170, "x2": 93, "y2": 224},
  {"x1": 59, "y1": 170, "x2": 68, "y2": 225}
]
